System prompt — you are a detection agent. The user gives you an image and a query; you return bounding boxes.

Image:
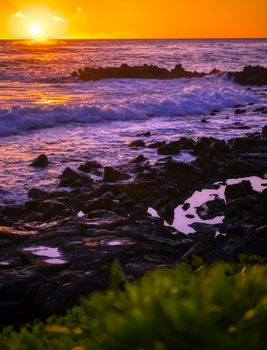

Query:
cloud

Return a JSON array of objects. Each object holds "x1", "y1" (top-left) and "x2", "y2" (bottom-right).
[
  {"x1": 52, "y1": 16, "x2": 66, "y2": 23},
  {"x1": 12, "y1": 12, "x2": 27, "y2": 19},
  {"x1": 77, "y1": 7, "x2": 83, "y2": 13}
]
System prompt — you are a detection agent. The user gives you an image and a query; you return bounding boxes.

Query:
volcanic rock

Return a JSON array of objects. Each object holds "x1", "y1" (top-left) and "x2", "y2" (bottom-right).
[{"x1": 30, "y1": 154, "x2": 48, "y2": 167}]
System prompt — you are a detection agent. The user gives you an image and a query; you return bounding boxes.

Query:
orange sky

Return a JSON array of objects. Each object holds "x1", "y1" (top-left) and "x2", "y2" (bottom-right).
[{"x1": 1, "y1": 0, "x2": 267, "y2": 39}]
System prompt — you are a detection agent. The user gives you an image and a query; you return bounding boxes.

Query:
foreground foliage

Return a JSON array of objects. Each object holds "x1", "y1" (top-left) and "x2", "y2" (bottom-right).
[{"x1": 1, "y1": 261, "x2": 267, "y2": 350}]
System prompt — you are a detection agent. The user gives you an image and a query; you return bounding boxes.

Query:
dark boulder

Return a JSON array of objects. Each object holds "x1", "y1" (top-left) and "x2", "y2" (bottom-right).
[
  {"x1": 196, "y1": 198, "x2": 226, "y2": 220},
  {"x1": 157, "y1": 138, "x2": 195, "y2": 155},
  {"x1": 78, "y1": 161, "x2": 102, "y2": 173},
  {"x1": 83, "y1": 198, "x2": 114, "y2": 213},
  {"x1": 234, "y1": 109, "x2": 246, "y2": 115},
  {"x1": 30, "y1": 154, "x2": 48, "y2": 167},
  {"x1": 59, "y1": 167, "x2": 92, "y2": 188},
  {"x1": 35, "y1": 199, "x2": 69, "y2": 218},
  {"x1": 28, "y1": 188, "x2": 47, "y2": 199},
  {"x1": 0, "y1": 205, "x2": 25, "y2": 218},
  {"x1": 228, "y1": 136, "x2": 266, "y2": 153},
  {"x1": 136, "y1": 131, "x2": 151, "y2": 137},
  {"x1": 225, "y1": 180, "x2": 253, "y2": 201},
  {"x1": 228, "y1": 65, "x2": 267, "y2": 85},
  {"x1": 129, "y1": 140, "x2": 145, "y2": 148},
  {"x1": 254, "y1": 107, "x2": 267, "y2": 114},
  {"x1": 147, "y1": 141, "x2": 166, "y2": 149},
  {"x1": 130, "y1": 155, "x2": 146, "y2": 163},
  {"x1": 254, "y1": 225, "x2": 267, "y2": 239},
  {"x1": 157, "y1": 141, "x2": 181, "y2": 155},
  {"x1": 103, "y1": 167, "x2": 130, "y2": 182},
  {"x1": 194, "y1": 137, "x2": 229, "y2": 157},
  {"x1": 164, "y1": 160, "x2": 198, "y2": 182}
]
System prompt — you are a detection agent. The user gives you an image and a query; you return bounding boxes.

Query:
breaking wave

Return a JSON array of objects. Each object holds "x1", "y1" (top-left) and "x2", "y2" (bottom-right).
[{"x1": 0, "y1": 77, "x2": 257, "y2": 137}]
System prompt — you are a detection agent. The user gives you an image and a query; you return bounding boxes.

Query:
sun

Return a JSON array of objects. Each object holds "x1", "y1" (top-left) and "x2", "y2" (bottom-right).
[{"x1": 29, "y1": 24, "x2": 41, "y2": 37}]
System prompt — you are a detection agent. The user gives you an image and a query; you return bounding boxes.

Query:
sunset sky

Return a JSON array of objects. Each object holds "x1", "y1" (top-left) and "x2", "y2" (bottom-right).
[{"x1": 1, "y1": 0, "x2": 267, "y2": 39}]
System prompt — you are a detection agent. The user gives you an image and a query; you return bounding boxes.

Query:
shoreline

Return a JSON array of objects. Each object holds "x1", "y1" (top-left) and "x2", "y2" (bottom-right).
[{"x1": 1, "y1": 123, "x2": 267, "y2": 325}]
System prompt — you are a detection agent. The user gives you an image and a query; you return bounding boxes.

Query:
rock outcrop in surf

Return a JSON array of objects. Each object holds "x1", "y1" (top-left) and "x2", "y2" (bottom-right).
[
  {"x1": 71, "y1": 64, "x2": 267, "y2": 85},
  {"x1": 71, "y1": 64, "x2": 218, "y2": 81},
  {"x1": 228, "y1": 65, "x2": 267, "y2": 85}
]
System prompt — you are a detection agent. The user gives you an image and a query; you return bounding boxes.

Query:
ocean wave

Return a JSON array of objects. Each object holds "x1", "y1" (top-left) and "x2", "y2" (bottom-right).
[{"x1": 0, "y1": 78, "x2": 257, "y2": 137}]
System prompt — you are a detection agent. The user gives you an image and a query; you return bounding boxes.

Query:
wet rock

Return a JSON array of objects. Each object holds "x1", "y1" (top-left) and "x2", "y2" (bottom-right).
[
  {"x1": 254, "y1": 225, "x2": 267, "y2": 239},
  {"x1": 36, "y1": 199, "x2": 69, "y2": 217},
  {"x1": 129, "y1": 140, "x2": 145, "y2": 148},
  {"x1": 83, "y1": 198, "x2": 114, "y2": 213},
  {"x1": 103, "y1": 167, "x2": 130, "y2": 182},
  {"x1": 182, "y1": 203, "x2": 190, "y2": 211},
  {"x1": 102, "y1": 191, "x2": 115, "y2": 200},
  {"x1": 136, "y1": 131, "x2": 151, "y2": 137},
  {"x1": 0, "y1": 205, "x2": 25, "y2": 218},
  {"x1": 194, "y1": 137, "x2": 230, "y2": 158},
  {"x1": 228, "y1": 136, "x2": 265, "y2": 153},
  {"x1": 229, "y1": 65, "x2": 267, "y2": 85},
  {"x1": 28, "y1": 188, "x2": 48, "y2": 199},
  {"x1": 157, "y1": 141, "x2": 181, "y2": 155},
  {"x1": 224, "y1": 196, "x2": 257, "y2": 222},
  {"x1": 189, "y1": 224, "x2": 216, "y2": 242},
  {"x1": 158, "y1": 138, "x2": 195, "y2": 155},
  {"x1": 164, "y1": 160, "x2": 198, "y2": 182},
  {"x1": 234, "y1": 109, "x2": 246, "y2": 114},
  {"x1": 196, "y1": 198, "x2": 226, "y2": 219},
  {"x1": 30, "y1": 154, "x2": 48, "y2": 167},
  {"x1": 130, "y1": 155, "x2": 147, "y2": 163},
  {"x1": 223, "y1": 237, "x2": 245, "y2": 254},
  {"x1": 59, "y1": 167, "x2": 93, "y2": 188},
  {"x1": 83, "y1": 214, "x2": 130, "y2": 229},
  {"x1": 72, "y1": 63, "x2": 207, "y2": 82},
  {"x1": 0, "y1": 226, "x2": 32, "y2": 243},
  {"x1": 78, "y1": 161, "x2": 102, "y2": 173},
  {"x1": 87, "y1": 210, "x2": 118, "y2": 219},
  {"x1": 3, "y1": 128, "x2": 267, "y2": 326},
  {"x1": 254, "y1": 107, "x2": 267, "y2": 114},
  {"x1": 225, "y1": 181, "x2": 253, "y2": 201},
  {"x1": 186, "y1": 214, "x2": 195, "y2": 219},
  {"x1": 147, "y1": 141, "x2": 166, "y2": 149}
]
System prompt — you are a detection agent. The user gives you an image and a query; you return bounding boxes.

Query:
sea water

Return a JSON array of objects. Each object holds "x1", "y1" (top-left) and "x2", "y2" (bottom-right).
[{"x1": 0, "y1": 39, "x2": 266, "y2": 203}]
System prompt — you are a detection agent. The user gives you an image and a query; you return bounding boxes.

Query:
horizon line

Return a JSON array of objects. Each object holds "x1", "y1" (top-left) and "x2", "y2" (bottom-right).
[{"x1": 0, "y1": 37, "x2": 267, "y2": 41}]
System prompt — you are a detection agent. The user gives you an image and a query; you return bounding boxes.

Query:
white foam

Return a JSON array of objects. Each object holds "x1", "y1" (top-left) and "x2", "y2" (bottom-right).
[{"x1": 0, "y1": 77, "x2": 257, "y2": 137}]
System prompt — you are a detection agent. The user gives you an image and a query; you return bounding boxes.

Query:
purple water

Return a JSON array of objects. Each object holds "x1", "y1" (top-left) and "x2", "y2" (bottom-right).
[{"x1": 0, "y1": 39, "x2": 266, "y2": 204}]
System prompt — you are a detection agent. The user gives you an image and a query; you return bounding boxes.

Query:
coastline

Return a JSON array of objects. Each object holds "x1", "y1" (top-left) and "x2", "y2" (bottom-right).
[
  {"x1": 1, "y1": 122, "x2": 267, "y2": 325},
  {"x1": 0, "y1": 39, "x2": 266, "y2": 335}
]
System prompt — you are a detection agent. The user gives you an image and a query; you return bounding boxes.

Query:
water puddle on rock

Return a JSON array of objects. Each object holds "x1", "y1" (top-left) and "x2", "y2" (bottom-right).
[
  {"x1": 23, "y1": 246, "x2": 66, "y2": 264},
  {"x1": 77, "y1": 211, "x2": 86, "y2": 218},
  {"x1": 84, "y1": 237, "x2": 136, "y2": 247},
  {"x1": 148, "y1": 176, "x2": 267, "y2": 234}
]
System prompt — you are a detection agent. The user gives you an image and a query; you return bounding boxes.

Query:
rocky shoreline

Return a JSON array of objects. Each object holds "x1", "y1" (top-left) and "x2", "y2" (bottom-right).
[
  {"x1": 71, "y1": 64, "x2": 267, "y2": 84},
  {"x1": 1, "y1": 123, "x2": 267, "y2": 325},
  {"x1": 71, "y1": 63, "x2": 213, "y2": 81}
]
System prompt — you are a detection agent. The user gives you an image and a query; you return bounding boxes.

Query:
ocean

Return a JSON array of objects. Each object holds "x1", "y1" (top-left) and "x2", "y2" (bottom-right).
[{"x1": 0, "y1": 38, "x2": 266, "y2": 204}]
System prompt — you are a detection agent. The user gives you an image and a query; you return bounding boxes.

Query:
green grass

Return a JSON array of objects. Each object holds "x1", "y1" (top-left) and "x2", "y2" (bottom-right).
[{"x1": 1, "y1": 260, "x2": 267, "y2": 350}]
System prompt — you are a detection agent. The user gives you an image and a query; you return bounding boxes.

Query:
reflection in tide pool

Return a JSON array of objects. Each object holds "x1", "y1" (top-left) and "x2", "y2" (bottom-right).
[
  {"x1": 23, "y1": 246, "x2": 66, "y2": 264},
  {"x1": 148, "y1": 176, "x2": 267, "y2": 234}
]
